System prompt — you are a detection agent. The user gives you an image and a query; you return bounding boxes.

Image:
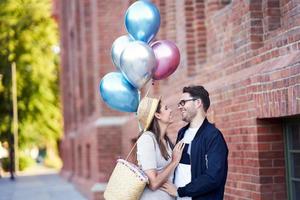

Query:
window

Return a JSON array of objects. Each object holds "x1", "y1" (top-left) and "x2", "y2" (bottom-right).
[
  {"x1": 285, "y1": 119, "x2": 300, "y2": 200},
  {"x1": 78, "y1": 145, "x2": 82, "y2": 176},
  {"x1": 71, "y1": 139, "x2": 75, "y2": 173},
  {"x1": 86, "y1": 144, "x2": 91, "y2": 179}
]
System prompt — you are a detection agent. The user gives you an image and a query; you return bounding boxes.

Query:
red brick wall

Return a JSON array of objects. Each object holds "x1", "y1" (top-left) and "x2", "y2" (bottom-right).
[
  {"x1": 56, "y1": 0, "x2": 300, "y2": 199},
  {"x1": 57, "y1": 0, "x2": 129, "y2": 199}
]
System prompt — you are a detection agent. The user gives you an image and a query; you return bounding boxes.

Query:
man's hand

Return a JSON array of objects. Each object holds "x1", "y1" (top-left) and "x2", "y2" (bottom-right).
[{"x1": 160, "y1": 182, "x2": 178, "y2": 197}]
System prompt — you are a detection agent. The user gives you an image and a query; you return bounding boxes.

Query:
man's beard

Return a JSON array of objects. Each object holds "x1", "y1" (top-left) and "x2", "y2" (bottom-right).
[{"x1": 181, "y1": 110, "x2": 196, "y2": 123}]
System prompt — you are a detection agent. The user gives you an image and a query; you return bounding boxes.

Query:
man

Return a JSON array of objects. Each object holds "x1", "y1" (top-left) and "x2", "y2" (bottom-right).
[{"x1": 161, "y1": 85, "x2": 228, "y2": 200}]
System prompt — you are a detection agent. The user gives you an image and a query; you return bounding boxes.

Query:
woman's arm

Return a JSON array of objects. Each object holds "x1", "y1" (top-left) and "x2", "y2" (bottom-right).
[{"x1": 145, "y1": 141, "x2": 185, "y2": 191}]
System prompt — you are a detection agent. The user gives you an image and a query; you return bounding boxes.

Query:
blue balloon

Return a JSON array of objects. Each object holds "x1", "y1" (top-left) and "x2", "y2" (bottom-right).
[
  {"x1": 99, "y1": 72, "x2": 139, "y2": 112},
  {"x1": 125, "y1": 1, "x2": 160, "y2": 43}
]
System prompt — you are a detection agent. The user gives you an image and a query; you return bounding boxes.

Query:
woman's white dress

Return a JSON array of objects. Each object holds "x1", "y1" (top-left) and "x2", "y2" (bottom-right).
[{"x1": 137, "y1": 131, "x2": 175, "y2": 200}]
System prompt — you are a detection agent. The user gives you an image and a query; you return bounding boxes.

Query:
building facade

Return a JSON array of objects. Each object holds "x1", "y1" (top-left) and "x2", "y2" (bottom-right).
[{"x1": 56, "y1": 0, "x2": 300, "y2": 199}]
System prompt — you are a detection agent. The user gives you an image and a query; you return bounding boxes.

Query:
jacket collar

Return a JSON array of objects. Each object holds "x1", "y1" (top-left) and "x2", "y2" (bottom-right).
[
  {"x1": 194, "y1": 118, "x2": 209, "y2": 138},
  {"x1": 179, "y1": 118, "x2": 209, "y2": 140}
]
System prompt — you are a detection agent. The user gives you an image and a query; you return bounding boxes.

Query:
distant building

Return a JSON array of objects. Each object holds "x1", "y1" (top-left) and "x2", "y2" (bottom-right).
[{"x1": 55, "y1": 0, "x2": 300, "y2": 199}]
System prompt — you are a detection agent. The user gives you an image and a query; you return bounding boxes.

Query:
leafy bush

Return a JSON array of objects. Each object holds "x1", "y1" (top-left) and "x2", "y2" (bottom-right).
[
  {"x1": 19, "y1": 154, "x2": 35, "y2": 171},
  {"x1": 1, "y1": 157, "x2": 11, "y2": 172},
  {"x1": 1, "y1": 154, "x2": 35, "y2": 171}
]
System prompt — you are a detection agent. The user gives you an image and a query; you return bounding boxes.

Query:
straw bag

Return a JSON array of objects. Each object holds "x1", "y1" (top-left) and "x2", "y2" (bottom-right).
[{"x1": 104, "y1": 144, "x2": 148, "y2": 200}]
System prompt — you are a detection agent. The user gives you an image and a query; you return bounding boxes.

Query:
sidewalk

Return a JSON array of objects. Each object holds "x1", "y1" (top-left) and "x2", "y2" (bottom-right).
[{"x1": 0, "y1": 165, "x2": 86, "y2": 200}]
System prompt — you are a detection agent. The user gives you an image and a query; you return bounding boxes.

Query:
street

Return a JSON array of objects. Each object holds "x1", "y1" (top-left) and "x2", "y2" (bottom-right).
[{"x1": 0, "y1": 166, "x2": 86, "y2": 200}]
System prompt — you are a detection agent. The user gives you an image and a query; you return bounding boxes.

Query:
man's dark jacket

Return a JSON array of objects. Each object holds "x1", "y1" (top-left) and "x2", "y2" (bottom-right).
[{"x1": 176, "y1": 118, "x2": 228, "y2": 200}]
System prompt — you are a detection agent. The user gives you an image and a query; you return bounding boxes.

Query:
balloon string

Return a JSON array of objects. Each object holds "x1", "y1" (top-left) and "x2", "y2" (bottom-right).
[{"x1": 145, "y1": 80, "x2": 155, "y2": 97}]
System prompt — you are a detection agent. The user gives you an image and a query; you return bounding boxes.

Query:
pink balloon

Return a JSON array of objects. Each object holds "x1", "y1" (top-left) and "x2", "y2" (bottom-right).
[{"x1": 151, "y1": 40, "x2": 180, "y2": 80}]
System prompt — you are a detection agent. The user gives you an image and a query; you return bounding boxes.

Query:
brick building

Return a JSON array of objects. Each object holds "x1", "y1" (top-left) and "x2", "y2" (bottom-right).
[{"x1": 55, "y1": 0, "x2": 300, "y2": 199}]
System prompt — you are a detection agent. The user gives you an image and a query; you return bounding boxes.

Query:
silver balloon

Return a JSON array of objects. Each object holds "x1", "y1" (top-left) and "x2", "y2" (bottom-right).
[
  {"x1": 120, "y1": 41, "x2": 157, "y2": 89},
  {"x1": 111, "y1": 35, "x2": 134, "y2": 71}
]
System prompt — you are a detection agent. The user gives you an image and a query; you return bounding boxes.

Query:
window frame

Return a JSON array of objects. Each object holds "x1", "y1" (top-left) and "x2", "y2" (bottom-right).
[{"x1": 284, "y1": 118, "x2": 300, "y2": 200}]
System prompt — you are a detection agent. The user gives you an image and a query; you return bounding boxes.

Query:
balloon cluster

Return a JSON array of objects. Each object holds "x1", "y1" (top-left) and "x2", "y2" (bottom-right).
[{"x1": 100, "y1": 0, "x2": 180, "y2": 112}]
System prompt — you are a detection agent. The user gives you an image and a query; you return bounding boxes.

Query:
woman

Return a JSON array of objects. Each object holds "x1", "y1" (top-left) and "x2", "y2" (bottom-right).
[{"x1": 136, "y1": 96, "x2": 184, "y2": 200}]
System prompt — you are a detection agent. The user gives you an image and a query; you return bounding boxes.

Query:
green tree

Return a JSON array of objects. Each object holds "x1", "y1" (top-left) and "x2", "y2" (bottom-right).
[{"x1": 0, "y1": 0, "x2": 62, "y2": 168}]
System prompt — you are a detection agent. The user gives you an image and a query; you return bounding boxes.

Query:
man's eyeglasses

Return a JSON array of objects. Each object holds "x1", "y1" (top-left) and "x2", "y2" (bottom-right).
[{"x1": 177, "y1": 98, "x2": 197, "y2": 107}]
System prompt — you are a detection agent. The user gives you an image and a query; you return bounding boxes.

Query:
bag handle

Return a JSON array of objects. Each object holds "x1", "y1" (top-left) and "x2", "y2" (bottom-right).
[{"x1": 125, "y1": 140, "x2": 138, "y2": 161}]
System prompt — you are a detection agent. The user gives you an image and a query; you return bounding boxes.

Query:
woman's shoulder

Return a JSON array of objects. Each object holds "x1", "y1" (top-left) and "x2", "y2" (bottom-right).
[
  {"x1": 143, "y1": 131, "x2": 156, "y2": 137},
  {"x1": 137, "y1": 131, "x2": 156, "y2": 144}
]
